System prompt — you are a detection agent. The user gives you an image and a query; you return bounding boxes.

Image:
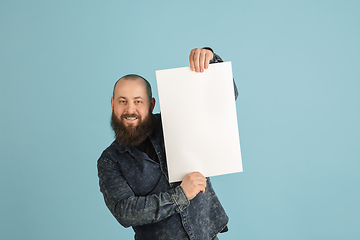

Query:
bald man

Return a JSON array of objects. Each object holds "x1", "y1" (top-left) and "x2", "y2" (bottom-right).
[{"x1": 98, "y1": 48, "x2": 236, "y2": 240}]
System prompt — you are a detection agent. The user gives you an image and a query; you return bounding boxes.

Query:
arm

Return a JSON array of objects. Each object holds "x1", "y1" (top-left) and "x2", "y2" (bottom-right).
[{"x1": 97, "y1": 157, "x2": 190, "y2": 228}]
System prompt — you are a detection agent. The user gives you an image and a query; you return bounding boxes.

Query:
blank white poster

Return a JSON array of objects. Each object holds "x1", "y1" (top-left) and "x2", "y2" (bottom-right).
[{"x1": 156, "y1": 62, "x2": 242, "y2": 182}]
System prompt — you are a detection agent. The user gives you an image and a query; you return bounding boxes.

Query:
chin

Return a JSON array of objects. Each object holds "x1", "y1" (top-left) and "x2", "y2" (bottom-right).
[{"x1": 124, "y1": 122, "x2": 138, "y2": 128}]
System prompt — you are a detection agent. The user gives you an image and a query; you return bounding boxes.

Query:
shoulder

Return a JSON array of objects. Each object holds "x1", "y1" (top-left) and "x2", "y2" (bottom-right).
[
  {"x1": 153, "y1": 112, "x2": 161, "y2": 121},
  {"x1": 98, "y1": 140, "x2": 125, "y2": 164},
  {"x1": 151, "y1": 113, "x2": 164, "y2": 138}
]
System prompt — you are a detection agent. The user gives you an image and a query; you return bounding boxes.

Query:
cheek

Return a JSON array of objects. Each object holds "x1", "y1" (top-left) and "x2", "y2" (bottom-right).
[
  {"x1": 113, "y1": 107, "x2": 125, "y2": 117},
  {"x1": 139, "y1": 108, "x2": 150, "y2": 118}
]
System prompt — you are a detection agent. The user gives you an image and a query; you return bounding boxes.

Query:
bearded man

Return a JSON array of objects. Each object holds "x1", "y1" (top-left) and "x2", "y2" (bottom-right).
[{"x1": 97, "y1": 47, "x2": 237, "y2": 240}]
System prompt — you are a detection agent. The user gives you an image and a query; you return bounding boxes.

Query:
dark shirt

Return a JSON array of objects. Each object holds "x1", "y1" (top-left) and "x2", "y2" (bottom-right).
[{"x1": 135, "y1": 137, "x2": 159, "y2": 164}]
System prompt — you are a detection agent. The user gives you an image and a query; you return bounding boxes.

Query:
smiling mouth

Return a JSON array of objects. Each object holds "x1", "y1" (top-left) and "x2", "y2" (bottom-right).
[
  {"x1": 125, "y1": 117, "x2": 137, "y2": 121},
  {"x1": 122, "y1": 114, "x2": 140, "y2": 124}
]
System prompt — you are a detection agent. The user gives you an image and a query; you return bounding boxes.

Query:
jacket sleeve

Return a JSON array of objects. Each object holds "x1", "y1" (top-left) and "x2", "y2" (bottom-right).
[
  {"x1": 203, "y1": 47, "x2": 239, "y2": 100},
  {"x1": 97, "y1": 157, "x2": 190, "y2": 228}
]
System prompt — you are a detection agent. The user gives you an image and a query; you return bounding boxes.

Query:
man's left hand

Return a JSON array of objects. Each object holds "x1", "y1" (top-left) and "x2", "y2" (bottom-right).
[{"x1": 189, "y1": 48, "x2": 214, "y2": 73}]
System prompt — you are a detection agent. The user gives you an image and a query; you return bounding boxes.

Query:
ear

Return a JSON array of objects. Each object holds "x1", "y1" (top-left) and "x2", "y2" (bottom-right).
[
  {"x1": 111, "y1": 97, "x2": 114, "y2": 109},
  {"x1": 150, "y1": 97, "x2": 156, "y2": 112}
]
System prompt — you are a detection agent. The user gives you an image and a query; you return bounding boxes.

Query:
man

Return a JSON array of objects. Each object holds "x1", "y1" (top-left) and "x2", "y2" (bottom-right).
[{"x1": 98, "y1": 48, "x2": 237, "y2": 240}]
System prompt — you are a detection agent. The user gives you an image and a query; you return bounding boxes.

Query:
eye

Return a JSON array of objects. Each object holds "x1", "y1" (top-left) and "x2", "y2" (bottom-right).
[
  {"x1": 135, "y1": 100, "x2": 142, "y2": 104},
  {"x1": 119, "y1": 100, "x2": 127, "y2": 104}
]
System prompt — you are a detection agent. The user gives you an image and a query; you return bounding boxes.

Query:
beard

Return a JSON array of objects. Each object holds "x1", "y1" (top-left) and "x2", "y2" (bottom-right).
[{"x1": 111, "y1": 109, "x2": 156, "y2": 146}]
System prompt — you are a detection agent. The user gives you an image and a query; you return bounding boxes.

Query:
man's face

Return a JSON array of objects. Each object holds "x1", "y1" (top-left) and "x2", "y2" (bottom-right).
[
  {"x1": 111, "y1": 78, "x2": 156, "y2": 146},
  {"x1": 111, "y1": 78, "x2": 155, "y2": 128}
]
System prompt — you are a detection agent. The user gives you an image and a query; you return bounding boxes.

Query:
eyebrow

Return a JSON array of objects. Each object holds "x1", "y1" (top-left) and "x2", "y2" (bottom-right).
[{"x1": 117, "y1": 96, "x2": 144, "y2": 100}]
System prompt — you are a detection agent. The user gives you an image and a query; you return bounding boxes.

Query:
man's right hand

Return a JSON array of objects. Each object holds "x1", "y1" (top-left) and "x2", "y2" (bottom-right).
[{"x1": 180, "y1": 172, "x2": 207, "y2": 200}]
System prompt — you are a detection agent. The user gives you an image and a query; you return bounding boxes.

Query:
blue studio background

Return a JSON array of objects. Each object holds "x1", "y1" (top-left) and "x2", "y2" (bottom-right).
[{"x1": 1, "y1": 1, "x2": 359, "y2": 239}]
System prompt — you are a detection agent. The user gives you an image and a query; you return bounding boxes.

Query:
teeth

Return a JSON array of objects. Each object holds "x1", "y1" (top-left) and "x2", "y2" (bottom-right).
[{"x1": 126, "y1": 117, "x2": 136, "y2": 120}]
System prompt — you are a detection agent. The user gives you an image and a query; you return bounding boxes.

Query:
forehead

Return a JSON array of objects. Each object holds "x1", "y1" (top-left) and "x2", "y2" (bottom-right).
[{"x1": 114, "y1": 78, "x2": 148, "y2": 99}]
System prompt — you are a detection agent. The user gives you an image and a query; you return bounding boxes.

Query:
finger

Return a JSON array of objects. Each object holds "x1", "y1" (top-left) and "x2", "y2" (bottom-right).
[
  {"x1": 189, "y1": 49, "x2": 196, "y2": 71},
  {"x1": 193, "y1": 172, "x2": 207, "y2": 182},
  {"x1": 202, "y1": 179, "x2": 207, "y2": 189},
  {"x1": 190, "y1": 178, "x2": 204, "y2": 186},
  {"x1": 200, "y1": 185, "x2": 206, "y2": 194},
  {"x1": 204, "y1": 51, "x2": 213, "y2": 70},
  {"x1": 199, "y1": 50, "x2": 206, "y2": 72},
  {"x1": 195, "y1": 177, "x2": 207, "y2": 188},
  {"x1": 193, "y1": 49, "x2": 201, "y2": 73},
  {"x1": 191, "y1": 171, "x2": 205, "y2": 177}
]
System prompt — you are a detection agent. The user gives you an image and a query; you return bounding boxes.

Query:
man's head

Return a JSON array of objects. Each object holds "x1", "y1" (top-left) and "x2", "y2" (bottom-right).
[
  {"x1": 112, "y1": 74, "x2": 153, "y2": 102},
  {"x1": 111, "y1": 74, "x2": 156, "y2": 146}
]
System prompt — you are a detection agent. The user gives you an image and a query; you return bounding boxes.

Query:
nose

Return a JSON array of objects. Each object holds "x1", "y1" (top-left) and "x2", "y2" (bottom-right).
[{"x1": 124, "y1": 102, "x2": 136, "y2": 114}]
